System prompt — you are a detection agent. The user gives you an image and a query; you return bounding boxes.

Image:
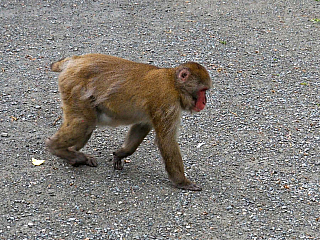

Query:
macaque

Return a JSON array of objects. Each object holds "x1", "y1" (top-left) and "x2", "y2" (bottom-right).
[{"x1": 46, "y1": 53, "x2": 212, "y2": 191}]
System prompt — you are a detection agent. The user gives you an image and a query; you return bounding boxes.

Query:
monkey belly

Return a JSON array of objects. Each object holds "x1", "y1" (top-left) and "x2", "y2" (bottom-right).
[
  {"x1": 97, "y1": 113, "x2": 120, "y2": 127},
  {"x1": 97, "y1": 112, "x2": 149, "y2": 127}
]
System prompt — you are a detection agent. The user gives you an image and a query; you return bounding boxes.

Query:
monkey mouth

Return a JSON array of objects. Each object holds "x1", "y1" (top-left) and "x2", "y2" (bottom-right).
[{"x1": 193, "y1": 89, "x2": 207, "y2": 112}]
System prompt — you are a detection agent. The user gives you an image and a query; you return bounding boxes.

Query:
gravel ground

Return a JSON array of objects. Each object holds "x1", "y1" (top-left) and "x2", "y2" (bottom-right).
[{"x1": 1, "y1": 0, "x2": 319, "y2": 239}]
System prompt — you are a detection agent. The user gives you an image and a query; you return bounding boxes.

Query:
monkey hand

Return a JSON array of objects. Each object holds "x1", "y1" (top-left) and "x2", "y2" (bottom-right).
[
  {"x1": 175, "y1": 181, "x2": 202, "y2": 191},
  {"x1": 112, "y1": 154, "x2": 124, "y2": 170}
]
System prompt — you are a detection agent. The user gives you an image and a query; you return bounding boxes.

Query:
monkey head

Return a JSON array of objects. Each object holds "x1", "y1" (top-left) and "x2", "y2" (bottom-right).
[{"x1": 175, "y1": 62, "x2": 212, "y2": 113}]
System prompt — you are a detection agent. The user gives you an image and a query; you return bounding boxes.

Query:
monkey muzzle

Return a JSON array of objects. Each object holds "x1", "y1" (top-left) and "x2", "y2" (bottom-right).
[{"x1": 193, "y1": 89, "x2": 207, "y2": 112}]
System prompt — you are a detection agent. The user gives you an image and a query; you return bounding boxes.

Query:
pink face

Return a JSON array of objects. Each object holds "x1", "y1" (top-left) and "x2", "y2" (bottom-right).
[{"x1": 193, "y1": 88, "x2": 207, "y2": 112}]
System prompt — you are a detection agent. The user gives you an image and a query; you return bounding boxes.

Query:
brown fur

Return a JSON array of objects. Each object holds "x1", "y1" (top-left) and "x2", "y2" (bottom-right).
[{"x1": 46, "y1": 53, "x2": 212, "y2": 191}]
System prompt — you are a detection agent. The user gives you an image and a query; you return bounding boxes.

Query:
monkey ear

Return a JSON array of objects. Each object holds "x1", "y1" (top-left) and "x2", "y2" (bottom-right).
[{"x1": 177, "y1": 68, "x2": 191, "y2": 82}]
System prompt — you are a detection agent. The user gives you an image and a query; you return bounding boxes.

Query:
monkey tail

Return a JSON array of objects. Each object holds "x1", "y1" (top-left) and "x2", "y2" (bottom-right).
[{"x1": 50, "y1": 57, "x2": 73, "y2": 72}]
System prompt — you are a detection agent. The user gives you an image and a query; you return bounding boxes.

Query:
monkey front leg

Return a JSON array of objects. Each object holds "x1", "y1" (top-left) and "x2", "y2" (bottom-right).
[
  {"x1": 113, "y1": 123, "x2": 152, "y2": 170},
  {"x1": 155, "y1": 129, "x2": 202, "y2": 191}
]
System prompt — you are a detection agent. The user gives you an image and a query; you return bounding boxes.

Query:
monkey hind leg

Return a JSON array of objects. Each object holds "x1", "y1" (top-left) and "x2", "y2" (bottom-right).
[
  {"x1": 46, "y1": 120, "x2": 97, "y2": 167},
  {"x1": 113, "y1": 123, "x2": 151, "y2": 170}
]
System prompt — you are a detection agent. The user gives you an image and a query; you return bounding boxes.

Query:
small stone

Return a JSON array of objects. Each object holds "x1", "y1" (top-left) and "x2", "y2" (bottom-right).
[
  {"x1": 1, "y1": 132, "x2": 8, "y2": 137},
  {"x1": 226, "y1": 205, "x2": 233, "y2": 210}
]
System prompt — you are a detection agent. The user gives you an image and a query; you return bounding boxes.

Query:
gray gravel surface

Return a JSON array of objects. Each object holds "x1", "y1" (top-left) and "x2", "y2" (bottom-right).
[{"x1": 1, "y1": 0, "x2": 319, "y2": 239}]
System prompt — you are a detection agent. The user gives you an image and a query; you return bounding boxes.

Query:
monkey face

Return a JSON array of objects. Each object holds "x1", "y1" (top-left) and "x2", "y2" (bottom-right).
[{"x1": 176, "y1": 62, "x2": 211, "y2": 113}]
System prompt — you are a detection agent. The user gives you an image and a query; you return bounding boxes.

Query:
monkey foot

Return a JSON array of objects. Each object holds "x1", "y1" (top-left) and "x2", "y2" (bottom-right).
[
  {"x1": 175, "y1": 182, "x2": 202, "y2": 191},
  {"x1": 69, "y1": 154, "x2": 98, "y2": 167}
]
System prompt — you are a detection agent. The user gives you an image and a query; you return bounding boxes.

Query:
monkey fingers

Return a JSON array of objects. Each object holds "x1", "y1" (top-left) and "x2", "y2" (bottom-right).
[
  {"x1": 113, "y1": 154, "x2": 124, "y2": 170},
  {"x1": 175, "y1": 182, "x2": 202, "y2": 191}
]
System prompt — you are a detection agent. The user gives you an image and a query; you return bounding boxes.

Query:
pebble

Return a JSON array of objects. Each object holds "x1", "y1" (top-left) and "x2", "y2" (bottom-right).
[{"x1": 1, "y1": 132, "x2": 9, "y2": 137}]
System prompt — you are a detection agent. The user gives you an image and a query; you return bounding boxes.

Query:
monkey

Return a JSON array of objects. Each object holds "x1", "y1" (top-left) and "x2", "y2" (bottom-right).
[{"x1": 46, "y1": 53, "x2": 212, "y2": 191}]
